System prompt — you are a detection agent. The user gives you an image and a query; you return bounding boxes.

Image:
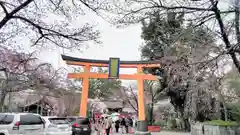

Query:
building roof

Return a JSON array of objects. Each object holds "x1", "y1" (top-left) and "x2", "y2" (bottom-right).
[
  {"x1": 102, "y1": 100, "x2": 123, "y2": 109},
  {"x1": 122, "y1": 107, "x2": 136, "y2": 113},
  {"x1": 5, "y1": 90, "x2": 66, "y2": 116}
]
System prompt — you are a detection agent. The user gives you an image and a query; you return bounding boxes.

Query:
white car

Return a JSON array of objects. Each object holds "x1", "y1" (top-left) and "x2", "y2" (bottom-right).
[
  {"x1": 0, "y1": 112, "x2": 45, "y2": 135},
  {"x1": 0, "y1": 129, "x2": 9, "y2": 135},
  {"x1": 42, "y1": 116, "x2": 72, "y2": 135}
]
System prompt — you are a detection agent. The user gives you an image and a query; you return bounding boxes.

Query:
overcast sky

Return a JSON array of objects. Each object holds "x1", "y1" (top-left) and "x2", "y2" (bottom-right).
[
  {"x1": 34, "y1": 0, "x2": 234, "y2": 86},
  {"x1": 36, "y1": 10, "x2": 143, "y2": 86},
  {"x1": 37, "y1": 0, "x2": 233, "y2": 66}
]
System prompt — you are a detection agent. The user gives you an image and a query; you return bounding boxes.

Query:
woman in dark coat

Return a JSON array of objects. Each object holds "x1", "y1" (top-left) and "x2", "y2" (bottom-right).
[{"x1": 115, "y1": 119, "x2": 120, "y2": 133}]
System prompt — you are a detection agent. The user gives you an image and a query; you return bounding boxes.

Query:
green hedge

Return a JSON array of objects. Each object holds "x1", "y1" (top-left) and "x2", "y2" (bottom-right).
[
  {"x1": 152, "y1": 121, "x2": 166, "y2": 126},
  {"x1": 204, "y1": 120, "x2": 237, "y2": 126}
]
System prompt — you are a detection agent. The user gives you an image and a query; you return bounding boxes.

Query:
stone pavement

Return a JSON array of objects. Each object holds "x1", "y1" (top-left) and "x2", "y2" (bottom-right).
[
  {"x1": 151, "y1": 131, "x2": 190, "y2": 135},
  {"x1": 92, "y1": 131, "x2": 190, "y2": 135},
  {"x1": 91, "y1": 125, "x2": 190, "y2": 135}
]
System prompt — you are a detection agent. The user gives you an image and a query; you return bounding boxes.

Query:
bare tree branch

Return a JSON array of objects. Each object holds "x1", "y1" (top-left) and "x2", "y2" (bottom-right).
[
  {"x1": 208, "y1": 0, "x2": 240, "y2": 72},
  {"x1": 0, "y1": 1, "x2": 8, "y2": 15},
  {"x1": 123, "y1": 86, "x2": 138, "y2": 113},
  {"x1": 0, "y1": 0, "x2": 33, "y2": 29}
]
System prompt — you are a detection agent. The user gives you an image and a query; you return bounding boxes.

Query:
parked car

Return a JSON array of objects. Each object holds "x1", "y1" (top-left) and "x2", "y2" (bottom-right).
[
  {"x1": 0, "y1": 112, "x2": 45, "y2": 135},
  {"x1": 67, "y1": 116, "x2": 91, "y2": 135},
  {"x1": 0, "y1": 129, "x2": 9, "y2": 135},
  {"x1": 42, "y1": 116, "x2": 72, "y2": 135}
]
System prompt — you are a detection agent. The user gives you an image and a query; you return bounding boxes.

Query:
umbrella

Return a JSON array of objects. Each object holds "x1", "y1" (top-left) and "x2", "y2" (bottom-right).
[
  {"x1": 112, "y1": 116, "x2": 119, "y2": 122},
  {"x1": 111, "y1": 113, "x2": 120, "y2": 117},
  {"x1": 111, "y1": 113, "x2": 120, "y2": 121}
]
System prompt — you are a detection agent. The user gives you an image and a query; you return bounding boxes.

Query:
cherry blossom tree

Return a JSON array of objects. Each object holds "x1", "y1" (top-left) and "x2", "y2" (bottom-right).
[
  {"x1": 0, "y1": 0, "x2": 102, "y2": 49},
  {"x1": 0, "y1": 45, "x2": 65, "y2": 112}
]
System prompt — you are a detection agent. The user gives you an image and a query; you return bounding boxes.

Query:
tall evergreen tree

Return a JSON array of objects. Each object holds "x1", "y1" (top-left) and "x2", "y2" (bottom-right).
[{"x1": 140, "y1": 11, "x2": 217, "y2": 129}]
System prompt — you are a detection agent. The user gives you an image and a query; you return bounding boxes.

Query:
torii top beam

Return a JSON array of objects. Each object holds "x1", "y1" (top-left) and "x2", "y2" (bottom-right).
[{"x1": 62, "y1": 55, "x2": 160, "y2": 68}]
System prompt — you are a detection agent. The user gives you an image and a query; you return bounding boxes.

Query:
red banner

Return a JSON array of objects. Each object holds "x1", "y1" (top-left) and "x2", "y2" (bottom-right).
[{"x1": 148, "y1": 126, "x2": 161, "y2": 132}]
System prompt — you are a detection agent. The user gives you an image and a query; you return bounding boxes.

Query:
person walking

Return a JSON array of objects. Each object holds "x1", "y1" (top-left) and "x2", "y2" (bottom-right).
[
  {"x1": 121, "y1": 117, "x2": 128, "y2": 133},
  {"x1": 100, "y1": 117, "x2": 105, "y2": 135},
  {"x1": 120, "y1": 118, "x2": 124, "y2": 133},
  {"x1": 104, "y1": 117, "x2": 112, "y2": 135},
  {"x1": 115, "y1": 119, "x2": 120, "y2": 133},
  {"x1": 128, "y1": 117, "x2": 133, "y2": 133},
  {"x1": 128, "y1": 117, "x2": 133, "y2": 127},
  {"x1": 93, "y1": 115, "x2": 96, "y2": 124},
  {"x1": 95, "y1": 118, "x2": 101, "y2": 135},
  {"x1": 125, "y1": 118, "x2": 129, "y2": 134}
]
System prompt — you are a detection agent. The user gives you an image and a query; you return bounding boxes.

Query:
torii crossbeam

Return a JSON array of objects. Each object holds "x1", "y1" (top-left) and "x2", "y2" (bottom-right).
[{"x1": 62, "y1": 55, "x2": 160, "y2": 135}]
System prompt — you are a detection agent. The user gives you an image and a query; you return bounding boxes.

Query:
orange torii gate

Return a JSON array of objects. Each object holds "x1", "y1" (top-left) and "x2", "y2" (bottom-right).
[{"x1": 62, "y1": 55, "x2": 160, "y2": 134}]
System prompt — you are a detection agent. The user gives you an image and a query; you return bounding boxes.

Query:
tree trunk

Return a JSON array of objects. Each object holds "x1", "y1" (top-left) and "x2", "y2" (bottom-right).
[
  {"x1": 0, "y1": 91, "x2": 6, "y2": 112},
  {"x1": 217, "y1": 89, "x2": 228, "y2": 121},
  {"x1": 148, "y1": 104, "x2": 154, "y2": 125},
  {"x1": 149, "y1": 86, "x2": 154, "y2": 125},
  {"x1": 184, "y1": 118, "x2": 191, "y2": 132},
  {"x1": 211, "y1": 0, "x2": 240, "y2": 73},
  {"x1": 180, "y1": 110, "x2": 190, "y2": 131},
  {"x1": 223, "y1": 105, "x2": 228, "y2": 121},
  {"x1": 235, "y1": 0, "x2": 240, "y2": 48},
  {"x1": 40, "y1": 100, "x2": 43, "y2": 116}
]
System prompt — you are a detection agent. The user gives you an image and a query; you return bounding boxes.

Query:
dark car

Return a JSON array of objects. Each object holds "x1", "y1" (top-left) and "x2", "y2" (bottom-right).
[{"x1": 67, "y1": 116, "x2": 91, "y2": 135}]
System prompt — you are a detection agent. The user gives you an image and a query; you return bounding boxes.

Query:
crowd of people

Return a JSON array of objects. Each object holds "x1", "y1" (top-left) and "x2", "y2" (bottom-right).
[{"x1": 93, "y1": 116, "x2": 134, "y2": 135}]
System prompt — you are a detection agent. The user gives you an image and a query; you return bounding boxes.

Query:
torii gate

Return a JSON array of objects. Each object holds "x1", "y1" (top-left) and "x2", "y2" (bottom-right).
[{"x1": 62, "y1": 55, "x2": 160, "y2": 134}]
